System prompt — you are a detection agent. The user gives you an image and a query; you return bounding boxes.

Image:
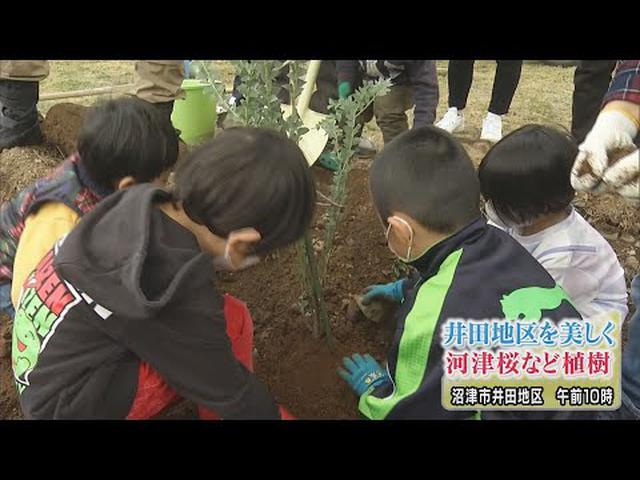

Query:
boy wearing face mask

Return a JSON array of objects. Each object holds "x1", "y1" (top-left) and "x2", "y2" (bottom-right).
[
  {"x1": 339, "y1": 126, "x2": 591, "y2": 420},
  {"x1": 478, "y1": 125, "x2": 628, "y2": 322},
  {"x1": 11, "y1": 127, "x2": 313, "y2": 419}
]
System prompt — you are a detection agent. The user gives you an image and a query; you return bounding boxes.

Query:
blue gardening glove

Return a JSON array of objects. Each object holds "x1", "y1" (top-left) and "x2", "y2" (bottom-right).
[
  {"x1": 338, "y1": 353, "x2": 391, "y2": 396},
  {"x1": 318, "y1": 151, "x2": 339, "y2": 171},
  {"x1": 361, "y1": 279, "x2": 406, "y2": 305}
]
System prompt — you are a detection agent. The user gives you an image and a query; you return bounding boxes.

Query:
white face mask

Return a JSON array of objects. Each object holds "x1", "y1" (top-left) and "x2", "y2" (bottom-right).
[
  {"x1": 483, "y1": 201, "x2": 506, "y2": 227},
  {"x1": 484, "y1": 201, "x2": 535, "y2": 232},
  {"x1": 385, "y1": 216, "x2": 414, "y2": 263},
  {"x1": 212, "y1": 241, "x2": 261, "y2": 272}
]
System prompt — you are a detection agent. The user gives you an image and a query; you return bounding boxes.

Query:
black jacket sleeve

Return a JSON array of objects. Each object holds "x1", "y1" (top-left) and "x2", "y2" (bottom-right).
[
  {"x1": 116, "y1": 282, "x2": 281, "y2": 419},
  {"x1": 336, "y1": 60, "x2": 360, "y2": 85},
  {"x1": 404, "y1": 60, "x2": 439, "y2": 128}
]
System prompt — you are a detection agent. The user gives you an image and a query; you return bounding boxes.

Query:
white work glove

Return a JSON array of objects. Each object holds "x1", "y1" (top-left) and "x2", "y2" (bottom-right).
[
  {"x1": 571, "y1": 110, "x2": 638, "y2": 192},
  {"x1": 602, "y1": 148, "x2": 639, "y2": 204}
]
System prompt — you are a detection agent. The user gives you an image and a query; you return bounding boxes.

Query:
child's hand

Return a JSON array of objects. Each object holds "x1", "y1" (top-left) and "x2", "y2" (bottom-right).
[
  {"x1": 361, "y1": 280, "x2": 406, "y2": 305},
  {"x1": 338, "y1": 353, "x2": 391, "y2": 397},
  {"x1": 571, "y1": 109, "x2": 638, "y2": 192}
]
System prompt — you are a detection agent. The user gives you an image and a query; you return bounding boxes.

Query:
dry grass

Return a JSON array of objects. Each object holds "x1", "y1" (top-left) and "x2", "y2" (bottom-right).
[
  {"x1": 40, "y1": 60, "x2": 575, "y2": 152},
  {"x1": 39, "y1": 61, "x2": 134, "y2": 112},
  {"x1": 38, "y1": 60, "x2": 238, "y2": 113},
  {"x1": 363, "y1": 60, "x2": 575, "y2": 158}
]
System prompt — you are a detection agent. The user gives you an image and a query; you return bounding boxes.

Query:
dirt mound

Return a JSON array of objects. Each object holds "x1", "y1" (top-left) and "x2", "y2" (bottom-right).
[{"x1": 42, "y1": 103, "x2": 88, "y2": 156}]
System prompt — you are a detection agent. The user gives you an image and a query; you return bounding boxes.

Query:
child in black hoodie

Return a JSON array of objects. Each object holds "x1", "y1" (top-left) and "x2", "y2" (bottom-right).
[{"x1": 11, "y1": 127, "x2": 315, "y2": 419}]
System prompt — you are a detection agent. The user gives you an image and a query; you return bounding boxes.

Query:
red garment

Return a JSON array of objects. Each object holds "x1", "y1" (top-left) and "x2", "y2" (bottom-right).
[{"x1": 127, "y1": 294, "x2": 265, "y2": 420}]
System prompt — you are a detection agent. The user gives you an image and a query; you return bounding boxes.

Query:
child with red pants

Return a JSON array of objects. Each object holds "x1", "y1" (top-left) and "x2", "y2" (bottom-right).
[
  {"x1": 128, "y1": 294, "x2": 295, "y2": 419},
  {"x1": 127, "y1": 294, "x2": 265, "y2": 419},
  {"x1": 11, "y1": 128, "x2": 313, "y2": 419}
]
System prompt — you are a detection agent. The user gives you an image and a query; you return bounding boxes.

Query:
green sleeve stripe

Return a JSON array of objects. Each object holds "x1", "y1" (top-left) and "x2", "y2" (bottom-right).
[{"x1": 359, "y1": 248, "x2": 464, "y2": 419}]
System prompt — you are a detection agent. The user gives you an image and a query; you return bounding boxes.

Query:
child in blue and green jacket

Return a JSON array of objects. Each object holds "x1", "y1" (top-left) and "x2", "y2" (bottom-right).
[{"x1": 338, "y1": 126, "x2": 592, "y2": 420}]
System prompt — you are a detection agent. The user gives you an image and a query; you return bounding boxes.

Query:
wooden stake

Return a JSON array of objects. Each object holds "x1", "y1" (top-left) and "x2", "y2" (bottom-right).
[{"x1": 40, "y1": 84, "x2": 135, "y2": 101}]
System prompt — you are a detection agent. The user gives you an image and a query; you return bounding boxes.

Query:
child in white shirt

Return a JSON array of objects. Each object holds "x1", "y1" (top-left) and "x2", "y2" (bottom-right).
[{"x1": 478, "y1": 124, "x2": 628, "y2": 321}]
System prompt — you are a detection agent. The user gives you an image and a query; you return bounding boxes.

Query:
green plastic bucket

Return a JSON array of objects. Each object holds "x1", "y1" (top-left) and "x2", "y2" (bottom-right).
[{"x1": 171, "y1": 79, "x2": 217, "y2": 145}]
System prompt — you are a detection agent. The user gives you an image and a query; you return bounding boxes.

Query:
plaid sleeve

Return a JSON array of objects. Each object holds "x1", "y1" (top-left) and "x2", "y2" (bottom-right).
[{"x1": 603, "y1": 60, "x2": 640, "y2": 106}]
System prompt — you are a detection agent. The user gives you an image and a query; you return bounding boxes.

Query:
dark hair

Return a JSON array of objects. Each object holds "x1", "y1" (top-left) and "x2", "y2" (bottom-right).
[
  {"x1": 478, "y1": 124, "x2": 577, "y2": 225},
  {"x1": 174, "y1": 127, "x2": 316, "y2": 254},
  {"x1": 369, "y1": 126, "x2": 480, "y2": 233},
  {"x1": 77, "y1": 97, "x2": 179, "y2": 190}
]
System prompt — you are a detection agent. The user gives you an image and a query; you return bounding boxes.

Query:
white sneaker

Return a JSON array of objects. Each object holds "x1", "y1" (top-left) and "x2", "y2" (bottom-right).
[
  {"x1": 480, "y1": 112, "x2": 503, "y2": 143},
  {"x1": 436, "y1": 107, "x2": 464, "y2": 134}
]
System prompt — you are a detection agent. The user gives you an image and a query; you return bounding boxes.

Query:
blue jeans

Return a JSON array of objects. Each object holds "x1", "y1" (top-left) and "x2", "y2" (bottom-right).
[
  {"x1": 0, "y1": 283, "x2": 14, "y2": 319},
  {"x1": 621, "y1": 274, "x2": 640, "y2": 416}
]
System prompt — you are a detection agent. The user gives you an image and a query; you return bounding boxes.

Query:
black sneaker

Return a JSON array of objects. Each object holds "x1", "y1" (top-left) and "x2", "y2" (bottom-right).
[{"x1": 0, "y1": 122, "x2": 42, "y2": 150}]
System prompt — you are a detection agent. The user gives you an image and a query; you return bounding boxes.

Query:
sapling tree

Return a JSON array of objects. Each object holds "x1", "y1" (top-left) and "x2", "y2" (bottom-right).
[
  {"x1": 192, "y1": 61, "x2": 390, "y2": 345},
  {"x1": 280, "y1": 61, "x2": 331, "y2": 342},
  {"x1": 317, "y1": 79, "x2": 391, "y2": 280},
  {"x1": 193, "y1": 60, "x2": 331, "y2": 342}
]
